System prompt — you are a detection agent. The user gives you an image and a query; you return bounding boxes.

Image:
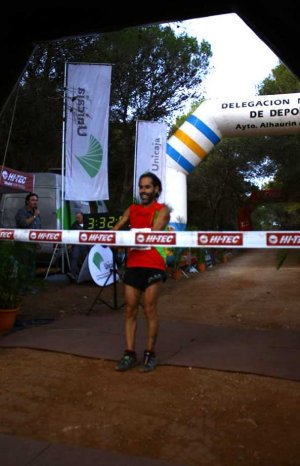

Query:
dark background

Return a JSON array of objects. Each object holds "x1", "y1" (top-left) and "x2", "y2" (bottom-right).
[{"x1": 1, "y1": 4, "x2": 300, "y2": 113}]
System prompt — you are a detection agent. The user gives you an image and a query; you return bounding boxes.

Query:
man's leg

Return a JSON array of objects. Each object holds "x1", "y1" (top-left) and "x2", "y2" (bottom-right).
[
  {"x1": 115, "y1": 284, "x2": 141, "y2": 371},
  {"x1": 143, "y1": 282, "x2": 161, "y2": 352},
  {"x1": 123, "y1": 284, "x2": 141, "y2": 351},
  {"x1": 139, "y1": 282, "x2": 161, "y2": 372}
]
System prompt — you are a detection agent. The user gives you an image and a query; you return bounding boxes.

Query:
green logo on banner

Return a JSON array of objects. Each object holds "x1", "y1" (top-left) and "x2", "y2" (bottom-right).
[
  {"x1": 76, "y1": 135, "x2": 103, "y2": 178},
  {"x1": 93, "y1": 252, "x2": 103, "y2": 270}
]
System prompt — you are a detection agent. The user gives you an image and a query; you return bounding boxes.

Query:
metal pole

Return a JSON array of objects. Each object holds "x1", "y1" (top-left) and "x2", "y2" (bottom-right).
[
  {"x1": 133, "y1": 119, "x2": 139, "y2": 202},
  {"x1": 60, "y1": 62, "x2": 68, "y2": 273}
]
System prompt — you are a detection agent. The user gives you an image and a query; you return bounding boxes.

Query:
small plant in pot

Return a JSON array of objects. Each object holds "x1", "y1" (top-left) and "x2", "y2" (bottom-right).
[
  {"x1": 217, "y1": 248, "x2": 228, "y2": 263},
  {"x1": 166, "y1": 248, "x2": 184, "y2": 279},
  {"x1": 0, "y1": 241, "x2": 32, "y2": 334},
  {"x1": 196, "y1": 248, "x2": 206, "y2": 272}
]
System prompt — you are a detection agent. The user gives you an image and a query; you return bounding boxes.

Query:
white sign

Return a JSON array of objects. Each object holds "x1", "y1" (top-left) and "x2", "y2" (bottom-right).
[{"x1": 88, "y1": 245, "x2": 118, "y2": 286}]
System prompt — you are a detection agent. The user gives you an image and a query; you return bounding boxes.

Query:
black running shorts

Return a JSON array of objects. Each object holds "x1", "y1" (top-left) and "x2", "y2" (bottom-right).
[{"x1": 123, "y1": 267, "x2": 167, "y2": 291}]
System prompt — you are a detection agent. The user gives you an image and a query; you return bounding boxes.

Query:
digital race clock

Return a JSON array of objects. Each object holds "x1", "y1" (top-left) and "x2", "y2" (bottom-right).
[{"x1": 83, "y1": 213, "x2": 122, "y2": 230}]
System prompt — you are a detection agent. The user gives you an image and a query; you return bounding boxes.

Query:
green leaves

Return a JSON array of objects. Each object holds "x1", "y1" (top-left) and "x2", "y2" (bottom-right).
[{"x1": 0, "y1": 241, "x2": 30, "y2": 308}]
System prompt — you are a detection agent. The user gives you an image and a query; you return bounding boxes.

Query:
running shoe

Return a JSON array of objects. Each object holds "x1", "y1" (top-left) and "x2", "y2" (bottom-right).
[
  {"x1": 115, "y1": 351, "x2": 138, "y2": 371},
  {"x1": 140, "y1": 350, "x2": 158, "y2": 372}
]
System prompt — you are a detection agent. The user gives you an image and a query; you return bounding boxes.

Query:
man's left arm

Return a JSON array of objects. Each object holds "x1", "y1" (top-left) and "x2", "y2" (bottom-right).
[{"x1": 152, "y1": 205, "x2": 170, "y2": 231}]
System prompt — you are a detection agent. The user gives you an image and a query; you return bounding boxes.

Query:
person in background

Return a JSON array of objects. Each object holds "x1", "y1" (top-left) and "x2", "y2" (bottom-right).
[
  {"x1": 15, "y1": 192, "x2": 41, "y2": 229},
  {"x1": 15, "y1": 192, "x2": 42, "y2": 287},
  {"x1": 71, "y1": 211, "x2": 84, "y2": 231},
  {"x1": 112, "y1": 172, "x2": 171, "y2": 373},
  {"x1": 68, "y1": 212, "x2": 90, "y2": 281}
]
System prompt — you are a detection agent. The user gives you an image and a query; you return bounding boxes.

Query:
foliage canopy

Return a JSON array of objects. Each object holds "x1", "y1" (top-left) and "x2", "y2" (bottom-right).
[{"x1": 0, "y1": 24, "x2": 211, "y2": 209}]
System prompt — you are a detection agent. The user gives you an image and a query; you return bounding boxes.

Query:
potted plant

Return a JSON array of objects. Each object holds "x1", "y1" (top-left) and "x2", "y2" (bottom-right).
[
  {"x1": 0, "y1": 241, "x2": 30, "y2": 334},
  {"x1": 166, "y1": 248, "x2": 184, "y2": 279},
  {"x1": 217, "y1": 248, "x2": 228, "y2": 263},
  {"x1": 196, "y1": 248, "x2": 206, "y2": 272}
]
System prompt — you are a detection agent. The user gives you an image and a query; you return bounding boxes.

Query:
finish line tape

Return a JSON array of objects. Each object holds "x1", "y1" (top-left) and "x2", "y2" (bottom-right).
[{"x1": 1, "y1": 229, "x2": 300, "y2": 248}]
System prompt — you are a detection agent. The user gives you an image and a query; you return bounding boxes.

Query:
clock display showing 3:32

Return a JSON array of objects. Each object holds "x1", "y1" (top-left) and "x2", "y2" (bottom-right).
[{"x1": 83, "y1": 213, "x2": 122, "y2": 230}]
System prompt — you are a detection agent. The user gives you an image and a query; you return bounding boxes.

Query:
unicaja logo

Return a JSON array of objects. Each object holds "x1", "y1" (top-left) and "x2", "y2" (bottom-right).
[{"x1": 76, "y1": 135, "x2": 103, "y2": 178}]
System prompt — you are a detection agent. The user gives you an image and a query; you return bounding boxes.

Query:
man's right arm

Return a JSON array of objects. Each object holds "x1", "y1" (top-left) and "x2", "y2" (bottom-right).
[
  {"x1": 16, "y1": 208, "x2": 40, "y2": 228},
  {"x1": 15, "y1": 209, "x2": 30, "y2": 228},
  {"x1": 112, "y1": 207, "x2": 130, "y2": 231}
]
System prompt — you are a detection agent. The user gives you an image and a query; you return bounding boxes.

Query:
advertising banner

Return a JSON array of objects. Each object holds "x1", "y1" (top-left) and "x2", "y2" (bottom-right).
[
  {"x1": 64, "y1": 63, "x2": 112, "y2": 201},
  {"x1": 0, "y1": 165, "x2": 34, "y2": 193},
  {"x1": 133, "y1": 120, "x2": 167, "y2": 202}
]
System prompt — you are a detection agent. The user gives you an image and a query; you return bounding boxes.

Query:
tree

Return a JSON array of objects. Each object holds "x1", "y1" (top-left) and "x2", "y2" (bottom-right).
[
  {"x1": 187, "y1": 138, "x2": 257, "y2": 229},
  {"x1": 257, "y1": 63, "x2": 300, "y2": 95},
  {"x1": 258, "y1": 64, "x2": 300, "y2": 205},
  {"x1": 0, "y1": 37, "x2": 94, "y2": 171},
  {"x1": 184, "y1": 63, "x2": 300, "y2": 231},
  {"x1": 0, "y1": 24, "x2": 212, "y2": 211},
  {"x1": 93, "y1": 25, "x2": 211, "y2": 208}
]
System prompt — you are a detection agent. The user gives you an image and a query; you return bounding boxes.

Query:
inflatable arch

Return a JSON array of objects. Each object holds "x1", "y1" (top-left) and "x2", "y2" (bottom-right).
[
  {"x1": 165, "y1": 92, "x2": 300, "y2": 229},
  {"x1": 2, "y1": 93, "x2": 300, "y2": 253}
]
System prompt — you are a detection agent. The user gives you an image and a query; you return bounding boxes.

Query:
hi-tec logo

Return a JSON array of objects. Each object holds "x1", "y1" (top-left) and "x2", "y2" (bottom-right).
[
  {"x1": 0, "y1": 229, "x2": 14, "y2": 240},
  {"x1": 80, "y1": 232, "x2": 116, "y2": 244},
  {"x1": 1, "y1": 171, "x2": 27, "y2": 184},
  {"x1": 29, "y1": 231, "x2": 62, "y2": 242},
  {"x1": 267, "y1": 233, "x2": 300, "y2": 246},
  {"x1": 198, "y1": 233, "x2": 243, "y2": 246},
  {"x1": 135, "y1": 232, "x2": 176, "y2": 245}
]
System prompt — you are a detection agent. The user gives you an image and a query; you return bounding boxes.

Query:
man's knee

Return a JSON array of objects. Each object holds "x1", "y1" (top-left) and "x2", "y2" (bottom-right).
[
  {"x1": 125, "y1": 305, "x2": 139, "y2": 319},
  {"x1": 143, "y1": 305, "x2": 157, "y2": 319}
]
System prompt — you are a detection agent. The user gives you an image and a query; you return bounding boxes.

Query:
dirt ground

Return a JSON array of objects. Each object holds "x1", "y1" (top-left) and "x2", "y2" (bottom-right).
[{"x1": 1, "y1": 248, "x2": 300, "y2": 466}]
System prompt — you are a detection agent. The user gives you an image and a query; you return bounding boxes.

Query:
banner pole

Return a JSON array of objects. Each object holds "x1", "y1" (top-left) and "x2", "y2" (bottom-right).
[
  {"x1": 61, "y1": 61, "x2": 68, "y2": 231},
  {"x1": 60, "y1": 61, "x2": 68, "y2": 273},
  {"x1": 133, "y1": 119, "x2": 139, "y2": 202}
]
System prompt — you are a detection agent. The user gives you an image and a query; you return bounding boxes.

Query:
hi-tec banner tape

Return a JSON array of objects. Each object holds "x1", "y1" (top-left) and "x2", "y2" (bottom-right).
[{"x1": 1, "y1": 229, "x2": 300, "y2": 248}]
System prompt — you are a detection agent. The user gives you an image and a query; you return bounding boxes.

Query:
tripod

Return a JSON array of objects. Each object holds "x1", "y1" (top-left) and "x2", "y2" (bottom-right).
[
  {"x1": 87, "y1": 249, "x2": 125, "y2": 314},
  {"x1": 44, "y1": 243, "x2": 70, "y2": 280}
]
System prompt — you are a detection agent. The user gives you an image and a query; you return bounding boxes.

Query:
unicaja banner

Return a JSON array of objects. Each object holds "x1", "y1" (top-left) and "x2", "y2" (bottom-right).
[
  {"x1": 133, "y1": 120, "x2": 167, "y2": 202},
  {"x1": 64, "y1": 63, "x2": 112, "y2": 200}
]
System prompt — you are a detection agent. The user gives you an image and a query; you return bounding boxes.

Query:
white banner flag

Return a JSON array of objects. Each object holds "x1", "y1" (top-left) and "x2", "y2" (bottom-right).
[
  {"x1": 133, "y1": 120, "x2": 167, "y2": 202},
  {"x1": 64, "y1": 63, "x2": 112, "y2": 200}
]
